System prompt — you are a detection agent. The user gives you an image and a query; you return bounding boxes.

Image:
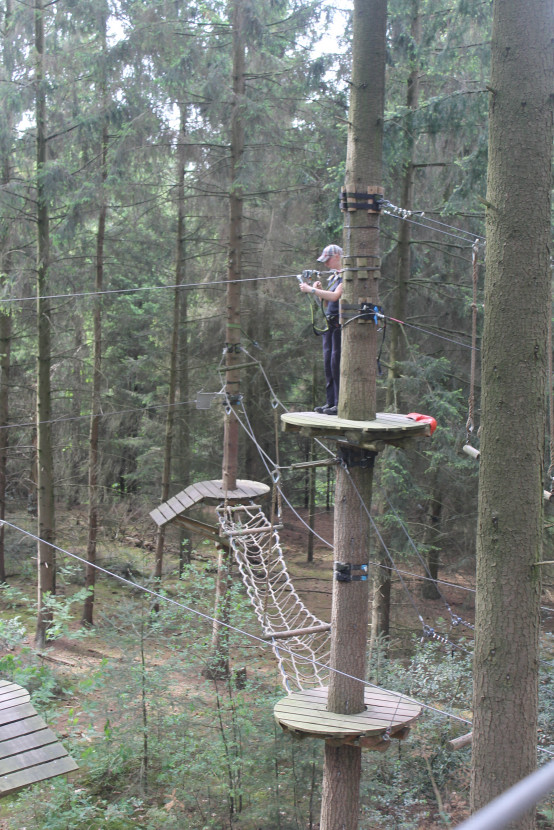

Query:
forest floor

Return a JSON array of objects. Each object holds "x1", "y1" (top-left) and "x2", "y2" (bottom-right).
[{"x1": 0, "y1": 502, "x2": 553, "y2": 829}]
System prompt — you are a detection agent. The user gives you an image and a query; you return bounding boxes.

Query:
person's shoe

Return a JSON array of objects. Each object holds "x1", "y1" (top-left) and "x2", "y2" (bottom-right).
[
  {"x1": 324, "y1": 405, "x2": 337, "y2": 415},
  {"x1": 314, "y1": 404, "x2": 328, "y2": 413}
]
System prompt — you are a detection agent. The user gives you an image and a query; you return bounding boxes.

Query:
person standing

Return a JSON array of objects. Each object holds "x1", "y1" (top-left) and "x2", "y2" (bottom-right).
[{"x1": 299, "y1": 244, "x2": 343, "y2": 414}]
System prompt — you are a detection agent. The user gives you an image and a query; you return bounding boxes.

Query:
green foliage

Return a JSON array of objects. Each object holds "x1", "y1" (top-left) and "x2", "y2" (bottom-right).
[{"x1": 0, "y1": 650, "x2": 65, "y2": 712}]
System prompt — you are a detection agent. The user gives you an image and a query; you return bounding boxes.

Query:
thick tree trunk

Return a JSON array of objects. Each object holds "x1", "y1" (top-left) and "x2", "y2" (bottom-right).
[
  {"x1": 386, "y1": 0, "x2": 420, "y2": 412},
  {"x1": 320, "y1": 1, "x2": 387, "y2": 828},
  {"x1": 222, "y1": 0, "x2": 245, "y2": 493},
  {"x1": 471, "y1": 2, "x2": 553, "y2": 825},
  {"x1": 0, "y1": 0, "x2": 14, "y2": 583},
  {"x1": 35, "y1": 0, "x2": 55, "y2": 649},
  {"x1": 0, "y1": 310, "x2": 10, "y2": 584},
  {"x1": 209, "y1": 0, "x2": 246, "y2": 677}
]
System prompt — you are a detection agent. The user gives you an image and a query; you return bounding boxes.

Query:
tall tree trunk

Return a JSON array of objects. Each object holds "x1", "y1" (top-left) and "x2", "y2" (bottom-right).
[
  {"x1": 154, "y1": 108, "x2": 187, "y2": 589},
  {"x1": 207, "y1": 0, "x2": 246, "y2": 678},
  {"x1": 222, "y1": 0, "x2": 245, "y2": 493},
  {"x1": 177, "y1": 280, "x2": 190, "y2": 572},
  {"x1": 386, "y1": 0, "x2": 420, "y2": 412},
  {"x1": 83, "y1": 7, "x2": 108, "y2": 627},
  {"x1": 35, "y1": 0, "x2": 55, "y2": 649},
  {"x1": 320, "y1": 1, "x2": 387, "y2": 828},
  {"x1": 471, "y1": 1, "x2": 553, "y2": 825},
  {"x1": 175, "y1": 105, "x2": 191, "y2": 573},
  {"x1": 0, "y1": 0, "x2": 13, "y2": 583},
  {"x1": 0, "y1": 0, "x2": 13, "y2": 582},
  {"x1": 0, "y1": 310, "x2": 10, "y2": 584}
]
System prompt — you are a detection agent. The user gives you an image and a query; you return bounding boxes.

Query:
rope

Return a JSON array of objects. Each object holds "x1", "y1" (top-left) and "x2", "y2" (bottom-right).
[
  {"x1": 217, "y1": 503, "x2": 330, "y2": 692},
  {"x1": 466, "y1": 239, "x2": 480, "y2": 442}
]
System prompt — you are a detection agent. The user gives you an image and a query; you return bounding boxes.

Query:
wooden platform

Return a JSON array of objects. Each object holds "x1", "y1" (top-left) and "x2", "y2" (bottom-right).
[
  {"x1": 274, "y1": 686, "x2": 421, "y2": 748},
  {"x1": 0, "y1": 680, "x2": 78, "y2": 797},
  {"x1": 150, "y1": 479, "x2": 271, "y2": 529},
  {"x1": 281, "y1": 411, "x2": 433, "y2": 450}
]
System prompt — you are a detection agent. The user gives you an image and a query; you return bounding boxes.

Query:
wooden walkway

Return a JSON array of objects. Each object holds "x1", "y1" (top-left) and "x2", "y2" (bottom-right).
[
  {"x1": 0, "y1": 680, "x2": 77, "y2": 797},
  {"x1": 274, "y1": 686, "x2": 421, "y2": 747},
  {"x1": 150, "y1": 479, "x2": 271, "y2": 530},
  {"x1": 281, "y1": 411, "x2": 434, "y2": 450}
]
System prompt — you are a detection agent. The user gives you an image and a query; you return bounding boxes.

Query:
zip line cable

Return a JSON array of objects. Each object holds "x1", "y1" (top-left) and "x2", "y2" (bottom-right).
[
  {"x1": 0, "y1": 204, "x2": 483, "y2": 308},
  {"x1": 0, "y1": 517, "x2": 473, "y2": 729},
  {"x1": 231, "y1": 351, "x2": 554, "y2": 616},
  {"x1": 0, "y1": 398, "x2": 200, "y2": 433}
]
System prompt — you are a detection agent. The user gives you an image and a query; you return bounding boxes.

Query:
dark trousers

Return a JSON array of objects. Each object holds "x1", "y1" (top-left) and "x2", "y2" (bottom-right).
[{"x1": 322, "y1": 319, "x2": 341, "y2": 407}]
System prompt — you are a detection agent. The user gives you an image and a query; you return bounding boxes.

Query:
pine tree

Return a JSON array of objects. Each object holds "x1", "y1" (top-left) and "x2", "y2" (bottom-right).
[{"x1": 471, "y1": 0, "x2": 553, "y2": 824}]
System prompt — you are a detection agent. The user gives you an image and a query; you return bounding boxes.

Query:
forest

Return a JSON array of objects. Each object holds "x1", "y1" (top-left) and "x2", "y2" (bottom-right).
[{"x1": 0, "y1": 0, "x2": 553, "y2": 827}]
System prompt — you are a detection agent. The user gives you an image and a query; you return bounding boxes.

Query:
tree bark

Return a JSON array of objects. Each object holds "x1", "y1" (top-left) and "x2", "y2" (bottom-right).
[
  {"x1": 208, "y1": 0, "x2": 246, "y2": 677},
  {"x1": 386, "y1": 0, "x2": 420, "y2": 411},
  {"x1": 222, "y1": 0, "x2": 245, "y2": 493},
  {"x1": 175, "y1": 105, "x2": 191, "y2": 573},
  {"x1": 0, "y1": 0, "x2": 14, "y2": 583},
  {"x1": 154, "y1": 107, "x2": 187, "y2": 590},
  {"x1": 83, "y1": 6, "x2": 108, "y2": 627},
  {"x1": 320, "y1": 1, "x2": 387, "y2": 828},
  {"x1": 35, "y1": 0, "x2": 55, "y2": 649},
  {"x1": 471, "y1": 2, "x2": 553, "y2": 825}
]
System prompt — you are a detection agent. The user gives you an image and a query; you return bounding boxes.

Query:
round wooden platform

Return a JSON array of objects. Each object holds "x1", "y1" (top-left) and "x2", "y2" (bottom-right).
[
  {"x1": 274, "y1": 686, "x2": 421, "y2": 748},
  {"x1": 280, "y1": 411, "x2": 433, "y2": 450}
]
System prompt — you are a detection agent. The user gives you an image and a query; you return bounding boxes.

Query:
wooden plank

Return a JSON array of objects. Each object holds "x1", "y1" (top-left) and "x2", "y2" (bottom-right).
[
  {"x1": 157, "y1": 502, "x2": 177, "y2": 522},
  {"x1": 0, "y1": 742, "x2": 69, "y2": 776},
  {"x1": 149, "y1": 507, "x2": 166, "y2": 527},
  {"x1": 0, "y1": 682, "x2": 25, "y2": 694},
  {"x1": 280, "y1": 412, "x2": 430, "y2": 439},
  {"x1": 274, "y1": 687, "x2": 421, "y2": 738},
  {"x1": 0, "y1": 728, "x2": 58, "y2": 759},
  {"x1": 173, "y1": 515, "x2": 229, "y2": 547},
  {"x1": 278, "y1": 692, "x2": 419, "y2": 718},
  {"x1": 0, "y1": 715, "x2": 46, "y2": 743},
  {"x1": 196, "y1": 480, "x2": 225, "y2": 500},
  {"x1": 172, "y1": 490, "x2": 196, "y2": 511},
  {"x1": 0, "y1": 690, "x2": 30, "y2": 709},
  {"x1": 166, "y1": 495, "x2": 188, "y2": 516},
  {"x1": 264, "y1": 624, "x2": 331, "y2": 640},
  {"x1": 0, "y1": 703, "x2": 38, "y2": 727},
  {"x1": 184, "y1": 482, "x2": 210, "y2": 503},
  {"x1": 0, "y1": 755, "x2": 78, "y2": 797},
  {"x1": 224, "y1": 525, "x2": 273, "y2": 537}
]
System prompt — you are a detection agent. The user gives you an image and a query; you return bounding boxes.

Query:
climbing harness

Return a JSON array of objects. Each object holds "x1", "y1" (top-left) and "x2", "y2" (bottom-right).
[{"x1": 297, "y1": 270, "x2": 329, "y2": 335}]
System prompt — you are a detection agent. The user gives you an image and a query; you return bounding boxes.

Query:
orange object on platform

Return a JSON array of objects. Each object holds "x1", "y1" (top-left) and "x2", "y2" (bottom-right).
[{"x1": 406, "y1": 413, "x2": 437, "y2": 435}]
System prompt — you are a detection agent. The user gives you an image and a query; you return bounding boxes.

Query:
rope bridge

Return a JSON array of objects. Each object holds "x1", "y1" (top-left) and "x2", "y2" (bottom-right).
[{"x1": 217, "y1": 502, "x2": 331, "y2": 692}]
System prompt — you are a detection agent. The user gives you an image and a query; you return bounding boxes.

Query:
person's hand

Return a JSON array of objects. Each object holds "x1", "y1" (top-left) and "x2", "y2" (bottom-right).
[
  {"x1": 313, "y1": 281, "x2": 322, "y2": 290},
  {"x1": 299, "y1": 281, "x2": 312, "y2": 293}
]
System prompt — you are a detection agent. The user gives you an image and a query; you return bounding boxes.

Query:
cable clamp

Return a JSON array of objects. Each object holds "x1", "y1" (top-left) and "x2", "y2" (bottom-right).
[
  {"x1": 224, "y1": 343, "x2": 242, "y2": 354},
  {"x1": 334, "y1": 562, "x2": 368, "y2": 583},
  {"x1": 360, "y1": 302, "x2": 383, "y2": 325},
  {"x1": 337, "y1": 446, "x2": 376, "y2": 469},
  {"x1": 297, "y1": 269, "x2": 320, "y2": 284},
  {"x1": 223, "y1": 394, "x2": 242, "y2": 409}
]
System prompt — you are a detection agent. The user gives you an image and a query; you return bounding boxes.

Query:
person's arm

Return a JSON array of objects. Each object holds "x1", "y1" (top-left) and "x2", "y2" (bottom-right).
[{"x1": 299, "y1": 280, "x2": 343, "y2": 302}]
